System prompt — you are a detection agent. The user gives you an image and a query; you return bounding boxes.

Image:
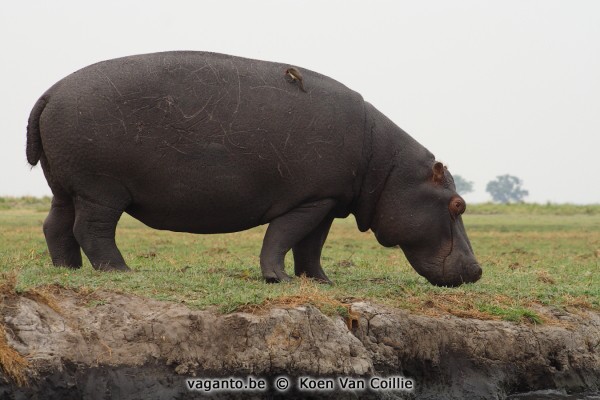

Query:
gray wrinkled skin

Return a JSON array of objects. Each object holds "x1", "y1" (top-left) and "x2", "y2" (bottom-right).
[{"x1": 27, "y1": 51, "x2": 481, "y2": 286}]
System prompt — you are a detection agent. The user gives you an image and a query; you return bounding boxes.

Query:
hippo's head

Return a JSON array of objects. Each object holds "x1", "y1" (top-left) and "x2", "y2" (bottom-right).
[{"x1": 370, "y1": 161, "x2": 482, "y2": 287}]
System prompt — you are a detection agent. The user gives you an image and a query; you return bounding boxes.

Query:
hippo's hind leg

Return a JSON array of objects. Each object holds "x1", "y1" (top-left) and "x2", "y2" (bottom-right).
[
  {"x1": 260, "y1": 199, "x2": 335, "y2": 283},
  {"x1": 43, "y1": 195, "x2": 82, "y2": 268},
  {"x1": 73, "y1": 197, "x2": 129, "y2": 271},
  {"x1": 292, "y1": 216, "x2": 334, "y2": 284}
]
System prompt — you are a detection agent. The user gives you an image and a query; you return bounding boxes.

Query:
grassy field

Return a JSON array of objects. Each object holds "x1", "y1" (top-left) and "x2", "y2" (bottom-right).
[{"x1": 1, "y1": 197, "x2": 598, "y2": 323}]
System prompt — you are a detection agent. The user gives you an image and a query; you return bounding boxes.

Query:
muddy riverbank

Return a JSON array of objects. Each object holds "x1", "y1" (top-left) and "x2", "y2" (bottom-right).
[{"x1": 1, "y1": 289, "x2": 599, "y2": 399}]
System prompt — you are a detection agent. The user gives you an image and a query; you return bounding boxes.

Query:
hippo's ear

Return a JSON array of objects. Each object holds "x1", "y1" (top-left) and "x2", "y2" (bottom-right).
[{"x1": 431, "y1": 162, "x2": 445, "y2": 184}]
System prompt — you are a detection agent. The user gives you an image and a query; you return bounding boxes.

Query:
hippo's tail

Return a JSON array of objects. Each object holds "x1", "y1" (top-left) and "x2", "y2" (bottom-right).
[{"x1": 26, "y1": 96, "x2": 48, "y2": 166}]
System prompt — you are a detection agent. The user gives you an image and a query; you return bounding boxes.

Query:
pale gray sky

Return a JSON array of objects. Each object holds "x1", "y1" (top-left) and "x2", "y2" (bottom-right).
[{"x1": 2, "y1": 0, "x2": 599, "y2": 203}]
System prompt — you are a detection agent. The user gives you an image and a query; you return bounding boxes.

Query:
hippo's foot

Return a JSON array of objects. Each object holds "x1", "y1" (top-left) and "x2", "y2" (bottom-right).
[
  {"x1": 94, "y1": 263, "x2": 131, "y2": 272},
  {"x1": 295, "y1": 269, "x2": 333, "y2": 285},
  {"x1": 263, "y1": 268, "x2": 292, "y2": 284},
  {"x1": 57, "y1": 263, "x2": 83, "y2": 270}
]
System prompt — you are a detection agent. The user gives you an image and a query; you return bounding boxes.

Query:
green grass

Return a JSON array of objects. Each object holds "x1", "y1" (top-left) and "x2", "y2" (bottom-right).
[
  {"x1": 1, "y1": 198, "x2": 598, "y2": 323},
  {"x1": 0, "y1": 196, "x2": 51, "y2": 211}
]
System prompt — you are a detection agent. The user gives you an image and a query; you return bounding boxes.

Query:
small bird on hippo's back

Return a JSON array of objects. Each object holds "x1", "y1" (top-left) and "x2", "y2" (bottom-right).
[{"x1": 285, "y1": 67, "x2": 306, "y2": 92}]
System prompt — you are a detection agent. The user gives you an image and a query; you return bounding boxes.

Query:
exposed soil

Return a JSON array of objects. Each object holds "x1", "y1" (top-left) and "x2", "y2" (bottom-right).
[{"x1": 0, "y1": 288, "x2": 599, "y2": 399}]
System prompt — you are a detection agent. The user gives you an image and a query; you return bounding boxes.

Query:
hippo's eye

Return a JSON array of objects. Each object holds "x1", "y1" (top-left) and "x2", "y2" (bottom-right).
[{"x1": 449, "y1": 197, "x2": 466, "y2": 218}]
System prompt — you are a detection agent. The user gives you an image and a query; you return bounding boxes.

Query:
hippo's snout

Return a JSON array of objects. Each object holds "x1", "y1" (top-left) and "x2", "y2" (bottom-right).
[
  {"x1": 429, "y1": 262, "x2": 482, "y2": 287},
  {"x1": 472, "y1": 263, "x2": 483, "y2": 281},
  {"x1": 403, "y1": 246, "x2": 482, "y2": 287}
]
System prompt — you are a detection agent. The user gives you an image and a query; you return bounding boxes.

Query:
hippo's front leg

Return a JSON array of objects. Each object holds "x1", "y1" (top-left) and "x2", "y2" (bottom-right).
[
  {"x1": 293, "y1": 216, "x2": 334, "y2": 283},
  {"x1": 260, "y1": 199, "x2": 336, "y2": 283}
]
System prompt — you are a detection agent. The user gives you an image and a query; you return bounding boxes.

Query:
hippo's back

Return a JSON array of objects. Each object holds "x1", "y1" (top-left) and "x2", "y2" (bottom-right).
[{"x1": 37, "y1": 52, "x2": 366, "y2": 233}]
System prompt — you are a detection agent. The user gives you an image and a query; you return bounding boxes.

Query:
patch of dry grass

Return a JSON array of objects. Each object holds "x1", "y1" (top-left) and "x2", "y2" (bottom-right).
[
  {"x1": 23, "y1": 286, "x2": 62, "y2": 315},
  {"x1": 0, "y1": 324, "x2": 28, "y2": 386},
  {"x1": 238, "y1": 277, "x2": 360, "y2": 328},
  {"x1": 411, "y1": 292, "x2": 502, "y2": 320},
  {"x1": 0, "y1": 271, "x2": 29, "y2": 386},
  {"x1": 239, "y1": 277, "x2": 347, "y2": 313}
]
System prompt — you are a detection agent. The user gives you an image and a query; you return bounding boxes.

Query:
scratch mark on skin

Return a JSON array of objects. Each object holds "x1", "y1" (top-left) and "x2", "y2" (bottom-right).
[
  {"x1": 307, "y1": 139, "x2": 336, "y2": 145},
  {"x1": 269, "y1": 141, "x2": 292, "y2": 178},
  {"x1": 179, "y1": 95, "x2": 214, "y2": 120},
  {"x1": 190, "y1": 65, "x2": 219, "y2": 86},
  {"x1": 282, "y1": 115, "x2": 296, "y2": 152},
  {"x1": 155, "y1": 95, "x2": 179, "y2": 126},
  {"x1": 251, "y1": 62, "x2": 268, "y2": 86},
  {"x1": 191, "y1": 65, "x2": 210, "y2": 75},
  {"x1": 219, "y1": 121, "x2": 247, "y2": 149},
  {"x1": 209, "y1": 127, "x2": 267, "y2": 153},
  {"x1": 172, "y1": 115, "x2": 210, "y2": 134},
  {"x1": 249, "y1": 85, "x2": 293, "y2": 94},
  {"x1": 129, "y1": 105, "x2": 153, "y2": 116},
  {"x1": 225, "y1": 128, "x2": 269, "y2": 136},
  {"x1": 314, "y1": 147, "x2": 323, "y2": 159},
  {"x1": 99, "y1": 98, "x2": 128, "y2": 135},
  {"x1": 231, "y1": 61, "x2": 241, "y2": 116},
  {"x1": 283, "y1": 128, "x2": 292, "y2": 152},
  {"x1": 75, "y1": 96, "x2": 81, "y2": 129},
  {"x1": 163, "y1": 94, "x2": 214, "y2": 134},
  {"x1": 206, "y1": 61, "x2": 221, "y2": 82},
  {"x1": 207, "y1": 90, "x2": 229, "y2": 121},
  {"x1": 115, "y1": 106, "x2": 128, "y2": 135},
  {"x1": 227, "y1": 60, "x2": 243, "y2": 139},
  {"x1": 95, "y1": 68, "x2": 123, "y2": 97},
  {"x1": 162, "y1": 140, "x2": 189, "y2": 155}
]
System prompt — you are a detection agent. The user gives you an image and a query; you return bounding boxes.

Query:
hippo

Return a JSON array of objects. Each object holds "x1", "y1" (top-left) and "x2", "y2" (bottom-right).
[{"x1": 26, "y1": 51, "x2": 481, "y2": 287}]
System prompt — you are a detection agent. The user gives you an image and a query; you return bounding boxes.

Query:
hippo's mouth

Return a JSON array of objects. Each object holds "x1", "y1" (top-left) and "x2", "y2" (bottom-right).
[
  {"x1": 403, "y1": 250, "x2": 482, "y2": 287},
  {"x1": 429, "y1": 262, "x2": 482, "y2": 287}
]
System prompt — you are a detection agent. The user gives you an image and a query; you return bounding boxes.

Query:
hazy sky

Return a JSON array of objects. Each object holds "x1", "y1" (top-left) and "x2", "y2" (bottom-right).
[{"x1": 2, "y1": 0, "x2": 599, "y2": 203}]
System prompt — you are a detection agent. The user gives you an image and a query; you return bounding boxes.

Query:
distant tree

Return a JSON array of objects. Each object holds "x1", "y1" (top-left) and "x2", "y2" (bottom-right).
[
  {"x1": 486, "y1": 175, "x2": 529, "y2": 204},
  {"x1": 453, "y1": 175, "x2": 474, "y2": 195}
]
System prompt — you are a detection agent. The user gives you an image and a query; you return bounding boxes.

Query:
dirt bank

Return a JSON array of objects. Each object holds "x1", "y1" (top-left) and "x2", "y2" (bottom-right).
[{"x1": 1, "y1": 288, "x2": 599, "y2": 399}]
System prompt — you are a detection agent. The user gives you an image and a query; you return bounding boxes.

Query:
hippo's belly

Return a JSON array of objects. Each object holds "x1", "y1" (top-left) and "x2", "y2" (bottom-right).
[{"x1": 123, "y1": 167, "x2": 281, "y2": 234}]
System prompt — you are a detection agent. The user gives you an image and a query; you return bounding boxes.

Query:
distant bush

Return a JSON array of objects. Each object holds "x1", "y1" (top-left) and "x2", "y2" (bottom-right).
[
  {"x1": 485, "y1": 175, "x2": 528, "y2": 204},
  {"x1": 468, "y1": 202, "x2": 600, "y2": 216},
  {"x1": 453, "y1": 175, "x2": 474, "y2": 195}
]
